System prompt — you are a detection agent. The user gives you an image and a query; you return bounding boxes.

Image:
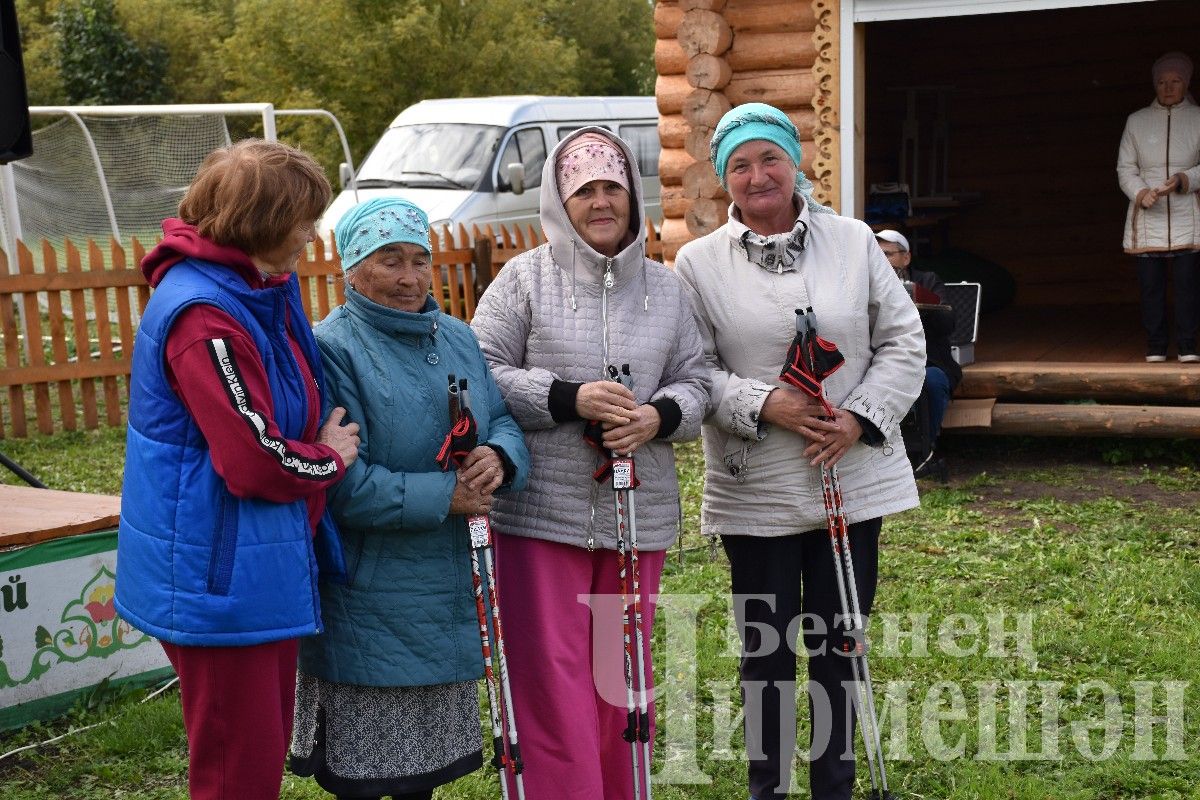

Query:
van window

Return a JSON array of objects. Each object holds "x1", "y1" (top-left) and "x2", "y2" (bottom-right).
[
  {"x1": 497, "y1": 128, "x2": 547, "y2": 191},
  {"x1": 557, "y1": 125, "x2": 612, "y2": 141},
  {"x1": 356, "y1": 124, "x2": 503, "y2": 190},
  {"x1": 619, "y1": 124, "x2": 660, "y2": 178}
]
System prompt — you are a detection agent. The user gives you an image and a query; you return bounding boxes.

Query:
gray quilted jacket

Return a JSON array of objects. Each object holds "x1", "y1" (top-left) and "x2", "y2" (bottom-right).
[{"x1": 470, "y1": 127, "x2": 711, "y2": 551}]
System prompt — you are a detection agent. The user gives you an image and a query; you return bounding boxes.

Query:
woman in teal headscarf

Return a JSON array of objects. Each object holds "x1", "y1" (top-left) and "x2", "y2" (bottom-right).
[
  {"x1": 289, "y1": 198, "x2": 530, "y2": 800},
  {"x1": 675, "y1": 103, "x2": 924, "y2": 800}
]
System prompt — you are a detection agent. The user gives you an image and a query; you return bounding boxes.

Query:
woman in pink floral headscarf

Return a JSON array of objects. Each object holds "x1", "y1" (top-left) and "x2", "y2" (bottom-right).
[{"x1": 471, "y1": 128, "x2": 711, "y2": 800}]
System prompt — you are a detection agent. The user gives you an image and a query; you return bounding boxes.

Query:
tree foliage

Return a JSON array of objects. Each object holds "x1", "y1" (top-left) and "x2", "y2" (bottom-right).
[
  {"x1": 16, "y1": 0, "x2": 655, "y2": 173},
  {"x1": 54, "y1": 0, "x2": 172, "y2": 104}
]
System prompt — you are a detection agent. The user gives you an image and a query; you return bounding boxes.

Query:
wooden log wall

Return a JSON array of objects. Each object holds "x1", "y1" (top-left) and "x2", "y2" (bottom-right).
[{"x1": 654, "y1": 0, "x2": 830, "y2": 263}]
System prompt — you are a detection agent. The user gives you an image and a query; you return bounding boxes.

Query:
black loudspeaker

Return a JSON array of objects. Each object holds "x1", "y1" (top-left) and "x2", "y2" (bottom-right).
[{"x1": 0, "y1": 0, "x2": 32, "y2": 163}]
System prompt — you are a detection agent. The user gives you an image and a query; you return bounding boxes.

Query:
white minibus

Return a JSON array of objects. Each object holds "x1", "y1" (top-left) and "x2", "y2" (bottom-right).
[{"x1": 320, "y1": 95, "x2": 661, "y2": 241}]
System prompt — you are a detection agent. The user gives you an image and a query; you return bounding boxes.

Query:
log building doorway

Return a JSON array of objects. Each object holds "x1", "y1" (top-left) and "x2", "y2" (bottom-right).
[{"x1": 851, "y1": 0, "x2": 1199, "y2": 368}]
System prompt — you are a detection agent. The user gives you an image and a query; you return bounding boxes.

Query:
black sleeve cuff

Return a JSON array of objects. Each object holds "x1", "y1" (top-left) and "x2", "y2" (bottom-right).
[
  {"x1": 483, "y1": 444, "x2": 517, "y2": 486},
  {"x1": 850, "y1": 411, "x2": 886, "y2": 447},
  {"x1": 650, "y1": 397, "x2": 683, "y2": 439},
  {"x1": 549, "y1": 379, "x2": 584, "y2": 423}
]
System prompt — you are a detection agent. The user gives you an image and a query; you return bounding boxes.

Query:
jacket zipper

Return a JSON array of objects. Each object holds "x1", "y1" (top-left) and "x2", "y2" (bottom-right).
[
  {"x1": 1166, "y1": 106, "x2": 1173, "y2": 245},
  {"x1": 588, "y1": 256, "x2": 617, "y2": 551}
]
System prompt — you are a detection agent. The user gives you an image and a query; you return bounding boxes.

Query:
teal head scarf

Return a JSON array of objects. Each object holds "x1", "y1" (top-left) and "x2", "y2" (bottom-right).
[
  {"x1": 335, "y1": 197, "x2": 431, "y2": 272},
  {"x1": 709, "y1": 102, "x2": 833, "y2": 215}
]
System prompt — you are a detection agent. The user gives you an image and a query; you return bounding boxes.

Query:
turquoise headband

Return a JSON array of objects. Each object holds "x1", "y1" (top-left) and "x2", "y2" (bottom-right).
[
  {"x1": 710, "y1": 103, "x2": 803, "y2": 188},
  {"x1": 335, "y1": 197, "x2": 431, "y2": 272}
]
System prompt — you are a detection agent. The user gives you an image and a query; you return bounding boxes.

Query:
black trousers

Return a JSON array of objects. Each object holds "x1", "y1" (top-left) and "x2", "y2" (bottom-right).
[
  {"x1": 336, "y1": 793, "x2": 432, "y2": 800},
  {"x1": 722, "y1": 518, "x2": 882, "y2": 800},
  {"x1": 1137, "y1": 252, "x2": 1200, "y2": 354}
]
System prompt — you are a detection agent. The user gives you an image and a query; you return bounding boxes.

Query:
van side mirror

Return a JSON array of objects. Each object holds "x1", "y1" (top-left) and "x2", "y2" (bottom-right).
[
  {"x1": 505, "y1": 162, "x2": 525, "y2": 195},
  {"x1": 338, "y1": 162, "x2": 353, "y2": 190}
]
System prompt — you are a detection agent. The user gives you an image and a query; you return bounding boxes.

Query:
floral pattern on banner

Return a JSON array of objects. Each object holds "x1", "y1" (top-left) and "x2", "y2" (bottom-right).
[{"x1": 0, "y1": 566, "x2": 149, "y2": 688}]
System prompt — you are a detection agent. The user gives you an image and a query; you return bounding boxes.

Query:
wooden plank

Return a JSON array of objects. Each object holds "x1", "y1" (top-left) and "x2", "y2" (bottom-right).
[
  {"x1": 654, "y1": 1, "x2": 682, "y2": 39},
  {"x1": 0, "y1": 484, "x2": 121, "y2": 547},
  {"x1": 461, "y1": 264, "x2": 476, "y2": 321},
  {"x1": 727, "y1": 32, "x2": 817, "y2": 72},
  {"x1": 132, "y1": 238, "x2": 151, "y2": 315},
  {"x1": 65, "y1": 241, "x2": 99, "y2": 429},
  {"x1": 725, "y1": 68, "x2": 814, "y2": 108},
  {"x1": 0, "y1": 268, "x2": 146, "y2": 293},
  {"x1": 960, "y1": 402, "x2": 1200, "y2": 438},
  {"x1": 725, "y1": 0, "x2": 816, "y2": 33},
  {"x1": 41, "y1": 243, "x2": 76, "y2": 431},
  {"x1": 0, "y1": 360, "x2": 132, "y2": 386},
  {"x1": 88, "y1": 240, "x2": 122, "y2": 427},
  {"x1": 17, "y1": 242, "x2": 53, "y2": 435},
  {"x1": 111, "y1": 240, "x2": 136, "y2": 368},
  {"x1": 677, "y1": 9, "x2": 733, "y2": 58},
  {"x1": 959, "y1": 362, "x2": 1200, "y2": 404},
  {"x1": 0, "y1": 247, "x2": 26, "y2": 437}
]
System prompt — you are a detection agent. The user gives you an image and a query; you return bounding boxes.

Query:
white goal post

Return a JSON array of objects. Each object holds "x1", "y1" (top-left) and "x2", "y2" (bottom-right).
[{"x1": 0, "y1": 103, "x2": 357, "y2": 261}]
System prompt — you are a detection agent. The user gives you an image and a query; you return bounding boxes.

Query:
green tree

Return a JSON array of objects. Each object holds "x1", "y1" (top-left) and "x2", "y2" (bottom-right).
[
  {"x1": 545, "y1": 0, "x2": 655, "y2": 96},
  {"x1": 55, "y1": 0, "x2": 172, "y2": 104},
  {"x1": 116, "y1": 0, "x2": 231, "y2": 102},
  {"x1": 16, "y1": 0, "x2": 67, "y2": 105},
  {"x1": 221, "y1": 0, "x2": 586, "y2": 175}
]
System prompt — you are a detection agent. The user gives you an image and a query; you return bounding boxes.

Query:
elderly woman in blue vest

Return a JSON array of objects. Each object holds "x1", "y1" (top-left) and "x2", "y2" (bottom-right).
[
  {"x1": 289, "y1": 198, "x2": 530, "y2": 800},
  {"x1": 115, "y1": 140, "x2": 361, "y2": 800},
  {"x1": 674, "y1": 104, "x2": 924, "y2": 800}
]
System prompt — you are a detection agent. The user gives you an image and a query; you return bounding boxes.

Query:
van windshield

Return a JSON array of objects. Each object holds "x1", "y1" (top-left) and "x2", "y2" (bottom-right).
[{"x1": 355, "y1": 124, "x2": 504, "y2": 190}]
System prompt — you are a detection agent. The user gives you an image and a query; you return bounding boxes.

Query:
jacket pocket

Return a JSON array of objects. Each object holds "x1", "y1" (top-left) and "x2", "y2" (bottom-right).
[
  {"x1": 206, "y1": 493, "x2": 238, "y2": 595},
  {"x1": 346, "y1": 532, "x2": 381, "y2": 590}
]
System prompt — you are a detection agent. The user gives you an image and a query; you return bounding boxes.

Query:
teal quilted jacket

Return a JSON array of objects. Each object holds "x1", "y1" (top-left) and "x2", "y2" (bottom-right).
[{"x1": 298, "y1": 289, "x2": 529, "y2": 687}]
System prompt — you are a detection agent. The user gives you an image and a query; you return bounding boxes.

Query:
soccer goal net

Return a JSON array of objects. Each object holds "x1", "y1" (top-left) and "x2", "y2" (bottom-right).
[{"x1": 0, "y1": 104, "x2": 354, "y2": 258}]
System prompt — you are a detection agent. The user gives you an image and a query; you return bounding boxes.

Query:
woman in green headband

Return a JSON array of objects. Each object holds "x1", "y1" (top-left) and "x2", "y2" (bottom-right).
[{"x1": 675, "y1": 102, "x2": 926, "y2": 800}]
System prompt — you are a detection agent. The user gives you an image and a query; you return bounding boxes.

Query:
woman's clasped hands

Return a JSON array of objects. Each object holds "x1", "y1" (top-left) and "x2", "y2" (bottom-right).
[
  {"x1": 576, "y1": 380, "x2": 661, "y2": 454},
  {"x1": 761, "y1": 386, "x2": 863, "y2": 468}
]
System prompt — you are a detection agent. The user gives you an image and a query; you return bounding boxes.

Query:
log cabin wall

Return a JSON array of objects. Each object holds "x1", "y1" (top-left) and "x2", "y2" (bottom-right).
[
  {"x1": 863, "y1": 1, "x2": 1200, "y2": 306},
  {"x1": 654, "y1": 0, "x2": 838, "y2": 264}
]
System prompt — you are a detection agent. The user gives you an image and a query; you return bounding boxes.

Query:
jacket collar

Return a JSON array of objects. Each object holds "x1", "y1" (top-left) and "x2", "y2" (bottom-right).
[
  {"x1": 726, "y1": 192, "x2": 812, "y2": 274},
  {"x1": 344, "y1": 287, "x2": 440, "y2": 340},
  {"x1": 1151, "y1": 96, "x2": 1198, "y2": 112}
]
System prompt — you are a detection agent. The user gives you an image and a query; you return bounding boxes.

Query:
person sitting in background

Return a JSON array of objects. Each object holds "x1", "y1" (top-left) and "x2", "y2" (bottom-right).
[{"x1": 876, "y1": 230, "x2": 962, "y2": 473}]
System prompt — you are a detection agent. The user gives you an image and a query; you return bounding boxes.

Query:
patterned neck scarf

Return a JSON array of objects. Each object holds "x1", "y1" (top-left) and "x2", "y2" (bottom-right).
[{"x1": 734, "y1": 210, "x2": 810, "y2": 274}]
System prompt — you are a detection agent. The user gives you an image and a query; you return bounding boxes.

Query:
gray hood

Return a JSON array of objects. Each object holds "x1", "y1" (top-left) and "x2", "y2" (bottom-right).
[{"x1": 539, "y1": 126, "x2": 648, "y2": 307}]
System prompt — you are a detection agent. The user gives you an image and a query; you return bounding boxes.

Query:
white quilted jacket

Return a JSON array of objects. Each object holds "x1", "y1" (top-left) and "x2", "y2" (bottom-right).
[
  {"x1": 470, "y1": 128, "x2": 711, "y2": 551},
  {"x1": 675, "y1": 200, "x2": 924, "y2": 537},
  {"x1": 1118, "y1": 97, "x2": 1200, "y2": 254}
]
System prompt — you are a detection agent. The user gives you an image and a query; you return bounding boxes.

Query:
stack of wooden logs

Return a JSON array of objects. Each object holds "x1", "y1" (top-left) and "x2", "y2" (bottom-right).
[{"x1": 655, "y1": 0, "x2": 820, "y2": 263}]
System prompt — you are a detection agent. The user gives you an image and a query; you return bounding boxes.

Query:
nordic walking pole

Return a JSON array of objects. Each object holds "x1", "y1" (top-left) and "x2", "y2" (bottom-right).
[
  {"x1": 790, "y1": 309, "x2": 895, "y2": 800},
  {"x1": 444, "y1": 377, "x2": 525, "y2": 800},
  {"x1": 459, "y1": 378, "x2": 526, "y2": 800},
  {"x1": 606, "y1": 363, "x2": 653, "y2": 800}
]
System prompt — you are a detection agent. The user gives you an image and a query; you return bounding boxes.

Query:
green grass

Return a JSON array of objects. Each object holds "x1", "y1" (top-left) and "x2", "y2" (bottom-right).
[{"x1": 1, "y1": 434, "x2": 1198, "y2": 799}]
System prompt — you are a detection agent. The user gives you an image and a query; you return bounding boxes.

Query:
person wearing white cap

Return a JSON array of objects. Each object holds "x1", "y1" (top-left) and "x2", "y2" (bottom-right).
[
  {"x1": 875, "y1": 230, "x2": 962, "y2": 474},
  {"x1": 1117, "y1": 51, "x2": 1200, "y2": 362}
]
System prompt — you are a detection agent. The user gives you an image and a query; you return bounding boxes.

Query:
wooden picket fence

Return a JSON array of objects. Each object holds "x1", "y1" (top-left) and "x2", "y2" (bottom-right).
[{"x1": 0, "y1": 220, "x2": 664, "y2": 438}]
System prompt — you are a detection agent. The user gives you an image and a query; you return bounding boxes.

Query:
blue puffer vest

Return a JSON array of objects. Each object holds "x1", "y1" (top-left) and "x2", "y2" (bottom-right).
[{"x1": 115, "y1": 259, "x2": 346, "y2": 647}]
